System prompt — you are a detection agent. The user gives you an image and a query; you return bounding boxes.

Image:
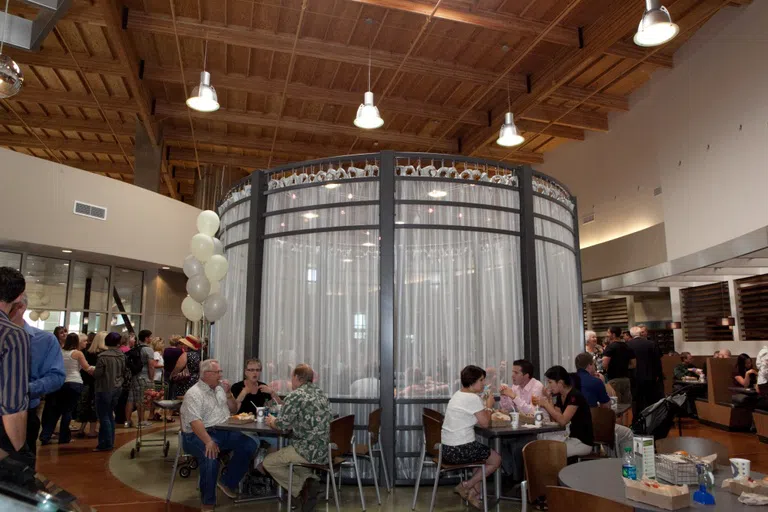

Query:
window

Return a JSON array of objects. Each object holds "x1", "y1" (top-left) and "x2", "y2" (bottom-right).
[
  {"x1": 736, "y1": 274, "x2": 768, "y2": 340},
  {"x1": 680, "y1": 282, "x2": 734, "y2": 342},
  {"x1": 113, "y1": 268, "x2": 143, "y2": 314},
  {"x1": 24, "y1": 310, "x2": 65, "y2": 332},
  {"x1": 307, "y1": 267, "x2": 317, "y2": 283},
  {"x1": 69, "y1": 262, "x2": 110, "y2": 311},
  {"x1": 354, "y1": 313, "x2": 367, "y2": 341},
  {"x1": 586, "y1": 298, "x2": 629, "y2": 334},
  {"x1": 24, "y1": 255, "x2": 69, "y2": 310},
  {"x1": 109, "y1": 313, "x2": 140, "y2": 334},
  {"x1": 68, "y1": 312, "x2": 106, "y2": 334},
  {"x1": 0, "y1": 251, "x2": 21, "y2": 271}
]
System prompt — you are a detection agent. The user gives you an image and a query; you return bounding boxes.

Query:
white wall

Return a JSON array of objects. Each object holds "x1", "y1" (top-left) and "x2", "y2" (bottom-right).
[
  {"x1": 0, "y1": 149, "x2": 200, "y2": 267},
  {"x1": 540, "y1": 2, "x2": 768, "y2": 259}
]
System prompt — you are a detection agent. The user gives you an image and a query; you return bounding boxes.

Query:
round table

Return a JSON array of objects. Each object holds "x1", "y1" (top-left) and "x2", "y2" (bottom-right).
[{"x1": 558, "y1": 458, "x2": 760, "y2": 511}]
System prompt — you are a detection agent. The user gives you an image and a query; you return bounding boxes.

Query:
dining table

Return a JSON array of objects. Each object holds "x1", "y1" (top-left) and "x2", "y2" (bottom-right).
[
  {"x1": 475, "y1": 422, "x2": 565, "y2": 503},
  {"x1": 559, "y1": 458, "x2": 762, "y2": 511}
]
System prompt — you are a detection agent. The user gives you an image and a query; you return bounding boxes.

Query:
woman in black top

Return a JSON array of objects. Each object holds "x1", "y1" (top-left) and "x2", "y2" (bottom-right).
[
  {"x1": 734, "y1": 353, "x2": 758, "y2": 389},
  {"x1": 538, "y1": 365, "x2": 594, "y2": 457},
  {"x1": 231, "y1": 358, "x2": 282, "y2": 414}
]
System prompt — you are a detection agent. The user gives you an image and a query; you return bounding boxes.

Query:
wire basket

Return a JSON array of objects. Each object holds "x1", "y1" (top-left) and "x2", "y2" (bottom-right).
[{"x1": 656, "y1": 454, "x2": 711, "y2": 485}]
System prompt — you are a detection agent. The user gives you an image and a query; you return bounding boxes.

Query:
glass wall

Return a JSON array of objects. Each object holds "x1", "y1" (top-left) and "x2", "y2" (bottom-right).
[{"x1": 0, "y1": 250, "x2": 144, "y2": 334}]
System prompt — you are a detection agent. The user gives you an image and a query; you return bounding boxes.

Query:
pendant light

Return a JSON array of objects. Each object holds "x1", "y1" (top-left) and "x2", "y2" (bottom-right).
[
  {"x1": 354, "y1": 21, "x2": 383, "y2": 130},
  {"x1": 0, "y1": 0, "x2": 23, "y2": 99},
  {"x1": 496, "y1": 77, "x2": 524, "y2": 147},
  {"x1": 634, "y1": 0, "x2": 679, "y2": 47},
  {"x1": 186, "y1": 39, "x2": 219, "y2": 113}
]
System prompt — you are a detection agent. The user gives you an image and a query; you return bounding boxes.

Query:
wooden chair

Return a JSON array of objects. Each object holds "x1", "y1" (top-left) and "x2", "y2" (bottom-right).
[
  {"x1": 546, "y1": 486, "x2": 633, "y2": 512},
  {"x1": 287, "y1": 414, "x2": 366, "y2": 512},
  {"x1": 422, "y1": 407, "x2": 444, "y2": 422},
  {"x1": 354, "y1": 408, "x2": 392, "y2": 505},
  {"x1": 579, "y1": 407, "x2": 617, "y2": 460},
  {"x1": 521, "y1": 440, "x2": 567, "y2": 505},
  {"x1": 655, "y1": 436, "x2": 730, "y2": 466},
  {"x1": 411, "y1": 413, "x2": 489, "y2": 512}
]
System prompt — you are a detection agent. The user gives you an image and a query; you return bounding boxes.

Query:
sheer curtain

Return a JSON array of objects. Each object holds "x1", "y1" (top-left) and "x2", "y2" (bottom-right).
[
  {"x1": 534, "y1": 196, "x2": 581, "y2": 376},
  {"x1": 213, "y1": 191, "x2": 251, "y2": 380},
  {"x1": 394, "y1": 179, "x2": 524, "y2": 480}
]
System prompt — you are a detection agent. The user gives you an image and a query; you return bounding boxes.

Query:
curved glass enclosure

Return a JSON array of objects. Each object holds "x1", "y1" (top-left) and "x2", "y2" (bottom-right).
[{"x1": 214, "y1": 152, "x2": 583, "y2": 484}]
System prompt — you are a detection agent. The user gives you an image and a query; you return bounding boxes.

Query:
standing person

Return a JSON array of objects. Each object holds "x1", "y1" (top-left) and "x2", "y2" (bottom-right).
[
  {"x1": 0, "y1": 267, "x2": 33, "y2": 480},
  {"x1": 263, "y1": 364, "x2": 333, "y2": 511},
  {"x1": 149, "y1": 337, "x2": 166, "y2": 421},
  {"x1": 622, "y1": 331, "x2": 632, "y2": 342},
  {"x1": 93, "y1": 332, "x2": 125, "y2": 452},
  {"x1": 162, "y1": 335, "x2": 184, "y2": 400},
  {"x1": 75, "y1": 333, "x2": 99, "y2": 439},
  {"x1": 602, "y1": 327, "x2": 636, "y2": 406},
  {"x1": 114, "y1": 332, "x2": 135, "y2": 425},
  {"x1": 172, "y1": 336, "x2": 202, "y2": 397},
  {"x1": 124, "y1": 330, "x2": 156, "y2": 428},
  {"x1": 585, "y1": 330, "x2": 604, "y2": 375},
  {"x1": 39, "y1": 333, "x2": 93, "y2": 445},
  {"x1": 7, "y1": 293, "x2": 64, "y2": 468},
  {"x1": 53, "y1": 326, "x2": 68, "y2": 348},
  {"x1": 441, "y1": 365, "x2": 501, "y2": 510},
  {"x1": 627, "y1": 326, "x2": 663, "y2": 418},
  {"x1": 605, "y1": 326, "x2": 621, "y2": 349}
]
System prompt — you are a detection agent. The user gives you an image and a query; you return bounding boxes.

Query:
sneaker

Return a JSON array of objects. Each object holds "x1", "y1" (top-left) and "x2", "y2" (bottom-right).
[
  {"x1": 139, "y1": 421, "x2": 153, "y2": 427},
  {"x1": 217, "y1": 481, "x2": 238, "y2": 499},
  {"x1": 124, "y1": 422, "x2": 133, "y2": 429}
]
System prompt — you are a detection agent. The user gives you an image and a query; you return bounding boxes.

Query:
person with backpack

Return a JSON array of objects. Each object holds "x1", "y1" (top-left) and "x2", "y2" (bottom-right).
[
  {"x1": 93, "y1": 332, "x2": 125, "y2": 451},
  {"x1": 123, "y1": 330, "x2": 156, "y2": 428}
]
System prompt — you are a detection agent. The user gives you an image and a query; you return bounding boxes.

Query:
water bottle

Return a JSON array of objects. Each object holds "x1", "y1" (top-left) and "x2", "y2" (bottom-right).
[{"x1": 622, "y1": 447, "x2": 637, "y2": 480}]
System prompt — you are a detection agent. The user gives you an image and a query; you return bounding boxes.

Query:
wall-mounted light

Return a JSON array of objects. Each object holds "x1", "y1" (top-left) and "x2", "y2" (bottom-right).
[
  {"x1": 719, "y1": 316, "x2": 735, "y2": 327},
  {"x1": 668, "y1": 321, "x2": 681, "y2": 329}
]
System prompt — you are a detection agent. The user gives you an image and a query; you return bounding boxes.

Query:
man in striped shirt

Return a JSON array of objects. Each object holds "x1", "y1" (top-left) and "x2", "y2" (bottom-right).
[{"x1": 0, "y1": 266, "x2": 31, "y2": 470}]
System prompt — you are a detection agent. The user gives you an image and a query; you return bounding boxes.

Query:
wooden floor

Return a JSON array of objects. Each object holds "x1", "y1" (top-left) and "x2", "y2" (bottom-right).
[{"x1": 35, "y1": 418, "x2": 768, "y2": 511}]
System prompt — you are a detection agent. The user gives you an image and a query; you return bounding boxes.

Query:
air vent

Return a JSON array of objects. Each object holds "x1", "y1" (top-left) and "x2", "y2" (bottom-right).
[
  {"x1": 73, "y1": 201, "x2": 108, "y2": 221},
  {"x1": 582, "y1": 214, "x2": 595, "y2": 225},
  {"x1": 654, "y1": 186, "x2": 663, "y2": 197}
]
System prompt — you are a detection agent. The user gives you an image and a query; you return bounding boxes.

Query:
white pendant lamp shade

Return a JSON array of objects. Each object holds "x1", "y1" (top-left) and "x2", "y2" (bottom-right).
[
  {"x1": 354, "y1": 91, "x2": 384, "y2": 130},
  {"x1": 634, "y1": 0, "x2": 679, "y2": 47},
  {"x1": 0, "y1": 54, "x2": 22, "y2": 99},
  {"x1": 186, "y1": 71, "x2": 220, "y2": 112},
  {"x1": 496, "y1": 112, "x2": 524, "y2": 147}
]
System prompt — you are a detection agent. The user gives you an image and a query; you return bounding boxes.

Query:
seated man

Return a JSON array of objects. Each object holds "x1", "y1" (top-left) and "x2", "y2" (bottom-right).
[
  {"x1": 574, "y1": 353, "x2": 633, "y2": 456},
  {"x1": 180, "y1": 359, "x2": 258, "y2": 512},
  {"x1": 263, "y1": 364, "x2": 333, "y2": 512},
  {"x1": 674, "y1": 352, "x2": 699, "y2": 380},
  {"x1": 499, "y1": 359, "x2": 543, "y2": 415}
]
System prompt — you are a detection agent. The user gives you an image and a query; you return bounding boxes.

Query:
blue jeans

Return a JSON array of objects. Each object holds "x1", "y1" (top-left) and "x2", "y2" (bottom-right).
[
  {"x1": 182, "y1": 429, "x2": 258, "y2": 505},
  {"x1": 40, "y1": 382, "x2": 83, "y2": 444},
  {"x1": 95, "y1": 389, "x2": 120, "y2": 450}
]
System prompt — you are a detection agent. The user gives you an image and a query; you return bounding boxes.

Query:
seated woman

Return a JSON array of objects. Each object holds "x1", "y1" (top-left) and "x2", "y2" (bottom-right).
[
  {"x1": 734, "y1": 353, "x2": 758, "y2": 389},
  {"x1": 231, "y1": 358, "x2": 282, "y2": 413},
  {"x1": 536, "y1": 365, "x2": 594, "y2": 458},
  {"x1": 441, "y1": 365, "x2": 501, "y2": 510}
]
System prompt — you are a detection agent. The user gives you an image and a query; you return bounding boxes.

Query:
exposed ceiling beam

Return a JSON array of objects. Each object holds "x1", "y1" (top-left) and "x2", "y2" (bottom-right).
[
  {"x1": 6, "y1": 49, "x2": 127, "y2": 75},
  {"x1": 155, "y1": 102, "x2": 458, "y2": 151},
  {"x1": 167, "y1": 148, "x2": 268, "y2": 169},
  {"x1": 16, "y1": 88, "x2": 141, "y2": 113},
  {"x1": 0, "y1": 111, "x2": 135, "y2": 136},
  {"x1": 523, "y1": 105, "x2": 609, "y2": 132},
  {"x1": 125, "y1": 11, "x2": 629, "y2": 111},
  {"x1": 60, "y1": 160, "x2": 135, "y2": 175},
  {"x1": 608, "y1": 42, "x2": 674, "y2": 68},
  {"x1": 0, "y1": 134, "x2": 130, "y2": 154}
]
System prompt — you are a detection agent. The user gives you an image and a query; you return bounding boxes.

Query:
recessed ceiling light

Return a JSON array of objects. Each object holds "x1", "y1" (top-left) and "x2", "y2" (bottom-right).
[
  {"x1": 302, "y1": 212, "x2": 319, "y2": 219},
  {"x1": 324, "y1": 183, "x2": 340, "y2": 189},
  {"x1": 61, "y1": 249, "x2": 73, "y2": 253},
  {"x1": 428, "y1": 190, "x2": 447, "y2": 198},
  {"x1": 362, "y1": 242, "x2": 376, "y2": 247},
  {"x1": 161, "y1": 266, "x2": 170, "y2": 270}
]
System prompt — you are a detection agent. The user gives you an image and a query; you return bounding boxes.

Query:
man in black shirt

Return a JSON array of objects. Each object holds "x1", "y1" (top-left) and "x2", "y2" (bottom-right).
[
  {"x1": 627, "y1": 326, "x2": 663, "y2": 417},
  {"x1": 602, "y1": 326, "x2": 636, "y2": 406}
]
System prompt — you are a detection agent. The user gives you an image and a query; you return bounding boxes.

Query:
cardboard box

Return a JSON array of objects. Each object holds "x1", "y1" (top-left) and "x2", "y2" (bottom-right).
[
  {"x1": 726, "y1": 479, "x2": 768, "y2": 497},
  {"x1": 625, "y1": 485, "x2": 690, "y2": 510}
]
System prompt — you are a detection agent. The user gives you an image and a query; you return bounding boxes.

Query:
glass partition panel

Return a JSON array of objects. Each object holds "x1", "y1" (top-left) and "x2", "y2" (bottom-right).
[
  {"x1": 265, "y1": 205, "x2": 378, "y2": 234},
  {"x1": 109, "y1": 313, "x2": 140, "y2": 334},
  {"x1": 0, "y1": 251, "x2": 21, "y2": 270},
  {"x1": 69, "y1": 262, "x2": 110, "y2": 311},
  {"x1": 24, "y1": 310, "x2": 65, "y2": 332},
  {"x1": 533, "y1": 196, "x2": 574, "y2": 228},
  {"x1": 112, "y1": 268, "x2": 143, "y2": 314},
  {"x1": 24, "y1": 255, "x2": 69, "y2": 310},
  {"x1": 534, "y1": 218, "x2": 575, "y2": 248},
  {"x1": 396, "y1": 204, "x2": 520, "y2": 231},
  {"x1": 68, "y1": 311, "x2": 105, "y2": 334},
  {"x1": 397, "y1": 180, "x2": 520, "y2": 209},
  {"x1": 267, "y1": 180, "x2": 379, "y2": 209}
]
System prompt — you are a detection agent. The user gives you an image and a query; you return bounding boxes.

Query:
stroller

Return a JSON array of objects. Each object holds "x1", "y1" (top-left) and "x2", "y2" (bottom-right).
[{"x1": 631, "y1": 386, "x2": 692, "y2": 440}]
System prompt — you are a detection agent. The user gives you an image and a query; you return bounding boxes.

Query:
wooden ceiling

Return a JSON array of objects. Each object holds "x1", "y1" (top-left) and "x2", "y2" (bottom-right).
[{"x1": 0, "y1": 0, "x2": 749, "y2": 203}]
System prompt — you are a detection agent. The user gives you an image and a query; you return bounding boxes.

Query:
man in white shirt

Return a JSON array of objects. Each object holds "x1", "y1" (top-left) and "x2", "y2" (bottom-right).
[
  {"x1": 180, "y1": 359, "x2": 258, "y2": 512},
  {"x1": 499, "y1": 359, "x2": 544, "y2": 415}
]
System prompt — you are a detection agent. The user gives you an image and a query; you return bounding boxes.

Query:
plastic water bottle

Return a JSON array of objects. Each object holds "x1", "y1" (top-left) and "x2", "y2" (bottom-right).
[{"x1": 622, "y1": 447, "x2": 637, "y2": 480}]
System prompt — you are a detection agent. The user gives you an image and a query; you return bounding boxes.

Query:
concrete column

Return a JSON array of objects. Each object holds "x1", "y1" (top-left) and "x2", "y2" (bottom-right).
[{"x1": 134, "y1": 119, "x2": 162, "y2": 193}]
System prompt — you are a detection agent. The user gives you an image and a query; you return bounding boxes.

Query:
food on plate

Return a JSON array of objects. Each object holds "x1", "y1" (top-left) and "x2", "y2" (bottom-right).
[
  {"x1": 673, "y1": 450, "x2": 689, "y2": 456},
  {"x1": 491, "y1": 411, "x2": 511, "y2": 422},
  {"x1": 232, "y1": 412, "x2": 255, "y2": 421}
]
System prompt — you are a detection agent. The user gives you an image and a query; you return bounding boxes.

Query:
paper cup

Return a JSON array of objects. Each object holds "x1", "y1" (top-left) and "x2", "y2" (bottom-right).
[
  {"x1": 610, "y1": 396, "x2": 618, "y2": 410},
  {"x1": 256, "y1": 407, "x2": 266, "y2": 422},
  {"x1": 730, "y1": 458, "x2": 751, "y2": 480},
  {"x1": 511, "y1": 412, "x2": 520, "y2": 429}
]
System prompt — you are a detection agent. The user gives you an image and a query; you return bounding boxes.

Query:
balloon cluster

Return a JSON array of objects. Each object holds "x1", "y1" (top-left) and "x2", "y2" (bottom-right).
[
  {"x1": 28, "y1": 310, "x2": 51, "y2": 322},
  {"x1": 181, "y1": 210, "x2": 229, "y2": 323}
]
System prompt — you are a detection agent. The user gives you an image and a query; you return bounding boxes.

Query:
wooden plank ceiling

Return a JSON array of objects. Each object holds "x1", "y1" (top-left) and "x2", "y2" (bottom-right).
[{"x1": 0, "y1": 0, "x2": 748, "y2": 203}]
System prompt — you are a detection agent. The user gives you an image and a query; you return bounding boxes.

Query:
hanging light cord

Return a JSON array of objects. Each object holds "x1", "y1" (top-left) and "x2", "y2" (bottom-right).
[
  {"x1": 367, "y1": 41, "x2": 371, "y2": 92},
  {"x1": 507, "y1": 75, "x2": 511, "y2": 113},
  {"x1": 203, "y1": 38, "x2": 208, "y2": 72},
  {"x1": 0, "y1": 0, "x2": 10, "y2": 55}
]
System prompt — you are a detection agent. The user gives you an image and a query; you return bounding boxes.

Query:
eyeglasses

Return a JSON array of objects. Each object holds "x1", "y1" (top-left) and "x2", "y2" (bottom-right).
[
  {"x1": 245, "y1": 368, "x2": 262, "y2": 373},
  {"x1": 204, "y1": 370, "x2": 223, "y2": 374}
]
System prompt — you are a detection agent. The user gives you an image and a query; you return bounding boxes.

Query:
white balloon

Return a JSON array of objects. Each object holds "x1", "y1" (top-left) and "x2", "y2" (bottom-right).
[
  {"x1": 186, "y1": 274, "x2": 211, "y2": 303},
  {"x1": 181, "y1": 296, "x2": 204, "y2": 322},
  {"x1": 209, "y1": 280, "x2": 221, "y2": 297},
  {"x1": 203, "y1": 293, "x2": 228, "y2": 322},
  {"x1": 39, "y1": 311, "x2": 50, "y2": 321},
  {"x1": 212, "y1": 237, "x2": 225, "y2": 256},
  {"x1": 40, "y1": 295, "x2": 50, "y2": 306},
  {"x1": 197, "y1": 210, "x2": 221, "y2": 237},
  {"x1": 190, "y1": 233, "x2": 214, "y2": 263},
  {"x1": 29, "y1": 310, "x2": 40, "y2": 321},
  {"x1": 204, "y1": 255, "x2": 229, "y2": 282},
  {"x1": 183, "y1": 255, "x2": 204, "y2": 278}
]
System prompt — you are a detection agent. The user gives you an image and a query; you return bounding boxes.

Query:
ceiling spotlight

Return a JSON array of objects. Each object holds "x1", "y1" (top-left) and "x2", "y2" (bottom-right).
[
  {"x1": 61, "y1": 249, "x2": 73, "y2": 254},
  {"x1": 497, "y1": 112, "x2": 524, "y2": 147},
  {"x1": 302, "y1": 212, "x2": 319, "y2": 219},
  {"x1": 428, "y1": 190, "x2": 447, "y2": 198},
  {"x1": 354, "y1": 24, "x2": 383, "y2": 130},
  {"x1": 187, "y1": 71, "x2": 219, "y2": 112},
  {"x1": 634, "y1": 0, "x2": 679, "y2": 47},
  {"x1": 324, "y1": 183, "x2": 341, "y2": 189}
]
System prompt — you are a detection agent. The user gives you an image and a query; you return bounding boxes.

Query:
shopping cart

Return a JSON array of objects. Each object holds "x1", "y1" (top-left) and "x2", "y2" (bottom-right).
[{"x1": 130, "y1": 383, "x2": 182, "y2": 459}]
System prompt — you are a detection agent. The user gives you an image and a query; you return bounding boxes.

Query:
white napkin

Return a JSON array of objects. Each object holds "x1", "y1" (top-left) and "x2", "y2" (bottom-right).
[{"x1": 738, "y1": 492, "x2": 768, "y2": 506}]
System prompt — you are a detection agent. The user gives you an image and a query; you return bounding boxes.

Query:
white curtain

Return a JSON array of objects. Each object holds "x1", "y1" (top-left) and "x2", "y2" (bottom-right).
[
  {"x1": 534, "y1": 195, "x2": 581, "y2": 377},
  {"x1": 394, "y1": 180, "x2": 524, "y2": 479},
  {"x1": 214, "y1": 194, "x2": 251, "y2": 381}
]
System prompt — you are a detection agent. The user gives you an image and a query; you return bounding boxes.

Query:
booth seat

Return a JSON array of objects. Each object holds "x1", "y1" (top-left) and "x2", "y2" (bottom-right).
[
  {"x1": 696, "y1": 357, "x2": 752, "y2": 431},
  {"x1": 754, "y1": 410, "x2": 768, "y2": 444},
  {"x1": 661, "y1": 354, "x2": 708, "y2": 397}
]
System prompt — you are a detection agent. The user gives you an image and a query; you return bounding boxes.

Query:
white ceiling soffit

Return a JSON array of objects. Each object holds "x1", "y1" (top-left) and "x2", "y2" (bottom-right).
[
  {"x1": 583, "y1": 226, "x2": 768, "y2": 295},
  {"x1": 0, "y1": 0, "x2": 72, "y2": 51}
]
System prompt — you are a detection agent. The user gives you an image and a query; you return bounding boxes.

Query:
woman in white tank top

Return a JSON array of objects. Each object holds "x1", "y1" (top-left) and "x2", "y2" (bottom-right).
[{"x1": 39, "y1": 333, "x2": 94, "y2": 444}]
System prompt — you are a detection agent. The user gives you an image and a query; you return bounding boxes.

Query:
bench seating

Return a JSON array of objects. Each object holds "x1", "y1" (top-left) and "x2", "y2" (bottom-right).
[
  {"x1": 754, "y1": 410, "x2": 768, "y2": 443},
  {"x1": 696, "y1": 358, "x2": 752, "y2": 431}
]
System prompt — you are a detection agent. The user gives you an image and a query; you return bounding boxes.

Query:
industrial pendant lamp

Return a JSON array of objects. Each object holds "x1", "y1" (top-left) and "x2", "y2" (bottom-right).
[
  {"x1": 354, "y1": 23, "x2": 383, "y2": 130},
  {"x1": 634, "y1": 0, "x2": 680, "y2": 47},
  {"x1": 0, "y1": 0, "x2": 23, "y2": 99},
  {"x1": 186, "y1": 39, "x2": 219, "y2": 112},
  {"x1": 496, "y1": 78, "x2": 524, "y2": 147}
]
